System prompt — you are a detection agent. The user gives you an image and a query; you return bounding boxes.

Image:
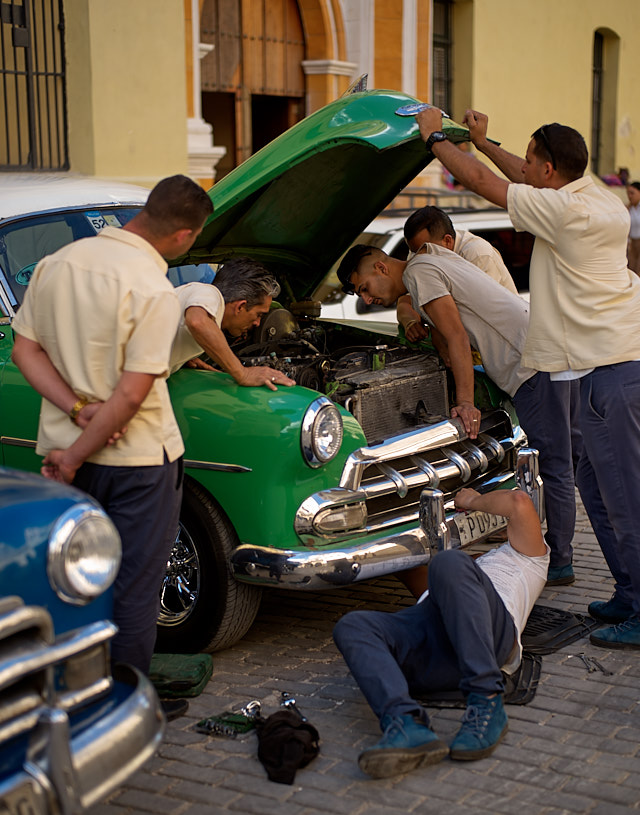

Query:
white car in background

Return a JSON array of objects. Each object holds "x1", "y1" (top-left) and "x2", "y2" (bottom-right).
[{"x1": 316, "y1": 208, "x2": 533, "y2": 322}]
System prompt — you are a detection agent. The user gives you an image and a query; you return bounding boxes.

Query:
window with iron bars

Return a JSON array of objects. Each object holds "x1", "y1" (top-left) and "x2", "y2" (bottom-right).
[
  {"x1": 432, "y1": 0, "x2": 452, "y2": 115},
  {"x1": 0, "y1": 0, "x2": 68, "y2": 170}
]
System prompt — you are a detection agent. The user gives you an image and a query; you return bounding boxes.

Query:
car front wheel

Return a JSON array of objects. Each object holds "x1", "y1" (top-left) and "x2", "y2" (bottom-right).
[{"x1": 155, "y1": 477, "x2": 262, "y2": 653}]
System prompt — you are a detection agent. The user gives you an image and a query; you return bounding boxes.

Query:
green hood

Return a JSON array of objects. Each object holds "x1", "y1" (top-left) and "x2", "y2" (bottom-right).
[{"x1": 185, "y1": 89, "x2": 469, "y2": 301}]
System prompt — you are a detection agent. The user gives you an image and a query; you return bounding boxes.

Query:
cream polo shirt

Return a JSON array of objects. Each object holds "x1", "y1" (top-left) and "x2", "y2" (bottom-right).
[
  {"x1": 507, "y1": 176, "x2": 640, "y2": 372},
  {"x1": 454, "y1": 229, "x2": 518, "y2": 295},
  {"x1": 403, "y1": 244, "x2": 536, "y2": 397},
  {"x1": 170, "y1": 282, "x2": 225, "y2": 374},
  {"x1": 12, "y1": 226, "x2": 184, "y2": 466}
]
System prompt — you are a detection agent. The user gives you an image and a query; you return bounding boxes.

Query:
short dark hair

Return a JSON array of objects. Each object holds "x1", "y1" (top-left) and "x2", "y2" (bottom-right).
[
  {"x1": 629, "y1": 181, "x2": 640, "y2": 193},
  {"x1": 144, "y1": 174, "x2": 213, "y2": 234},
  {"x1": 213, "y1": 257, "x2": 280, "y2": 307},
  {"x1": 336, "y1": 244, "x2": 379, "y2": 293},
  {"x1": 404, "y1": 206, "x2": 455, "y2": 244},
  {"x1": 531, "y1": 124, "x2": 588, "y2": 182}
]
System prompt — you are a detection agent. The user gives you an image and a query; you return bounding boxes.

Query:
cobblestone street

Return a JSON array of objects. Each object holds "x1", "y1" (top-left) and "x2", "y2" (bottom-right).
[{"x1": 94, "y1": 500, "x2": 640, "y2": 815}]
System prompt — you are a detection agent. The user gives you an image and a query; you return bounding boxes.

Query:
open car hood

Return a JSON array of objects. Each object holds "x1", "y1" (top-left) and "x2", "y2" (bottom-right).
[{"x1": 184, "y1": 89, "x2": 469, "y2": 301}]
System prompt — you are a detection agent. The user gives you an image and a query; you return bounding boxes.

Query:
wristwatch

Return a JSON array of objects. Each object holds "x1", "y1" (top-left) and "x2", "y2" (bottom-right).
[{"x1": 424, "y1": 130, "x2": 447, "y2": 151}]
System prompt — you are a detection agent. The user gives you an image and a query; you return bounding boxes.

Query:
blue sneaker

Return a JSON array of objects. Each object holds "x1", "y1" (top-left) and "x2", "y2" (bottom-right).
[
  {"x1": 546, "y1": 563, "x2": 575, "y2": 586},
  {"x1": 449, "y1": 693, "x2": 508, "y2": 761},
  {"x1": 588, "y1": 595, "x2": 634, "y2": 624},
  {"x1": 358, "y1": 713, "x2": 448, "y2": 778},
  {"x1": 590, "y1": 615, "x2": 640, "y2": 650}
]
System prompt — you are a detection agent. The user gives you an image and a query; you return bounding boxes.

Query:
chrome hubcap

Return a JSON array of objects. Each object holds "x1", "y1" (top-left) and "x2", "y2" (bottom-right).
[{"x1": 158, "y1": 521, "x2": 200, "y2": 627}]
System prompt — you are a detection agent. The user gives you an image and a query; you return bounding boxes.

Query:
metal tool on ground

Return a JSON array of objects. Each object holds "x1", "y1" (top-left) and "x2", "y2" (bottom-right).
[{"x1": 280, "y1": 691, "x2": 307, "y2": 721}]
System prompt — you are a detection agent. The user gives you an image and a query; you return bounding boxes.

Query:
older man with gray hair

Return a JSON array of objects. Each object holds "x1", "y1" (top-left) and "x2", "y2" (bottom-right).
[{"x1": 171, "y1": 256, "x2": 295, "y2": 390}]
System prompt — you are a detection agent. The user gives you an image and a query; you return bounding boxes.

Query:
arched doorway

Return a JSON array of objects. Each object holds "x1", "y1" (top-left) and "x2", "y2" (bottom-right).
[{"x1": 200, "y1": 0, "x2": 306, "y2": 176}]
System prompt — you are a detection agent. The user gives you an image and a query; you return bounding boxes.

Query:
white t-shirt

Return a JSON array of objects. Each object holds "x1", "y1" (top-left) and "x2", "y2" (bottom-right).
[
  {"x1": 403, "y1": 244, "x2": 536, "y2": 396},
  {"x1": 417, "y1": 541, "x2": 549, "y2": 675},
  {"x1": 477, "y1": 542, "x2": 550, "y2": 673},
  {"x1": 170, "y1": 282, "x2": 225, "y2": 374}
]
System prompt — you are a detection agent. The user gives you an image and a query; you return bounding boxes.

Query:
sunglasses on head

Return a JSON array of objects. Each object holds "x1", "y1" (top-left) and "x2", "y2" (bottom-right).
[{"x1": 537, "y1": 125, "x2": 557, "y2": 170}]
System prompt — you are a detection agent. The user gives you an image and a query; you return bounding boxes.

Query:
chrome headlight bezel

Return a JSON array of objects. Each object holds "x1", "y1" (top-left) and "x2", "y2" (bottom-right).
[
  {"x1": 47, "y1": 502, "x2": 122, "y2": 605},
  {"x1": 301, "y1": 396, "x2": 344, "y2": 468}
]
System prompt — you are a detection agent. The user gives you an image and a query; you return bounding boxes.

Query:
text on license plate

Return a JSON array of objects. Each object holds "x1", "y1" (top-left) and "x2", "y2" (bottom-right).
[{"x1": 452, "y1": 510, "x2": 508, "y2": 547}]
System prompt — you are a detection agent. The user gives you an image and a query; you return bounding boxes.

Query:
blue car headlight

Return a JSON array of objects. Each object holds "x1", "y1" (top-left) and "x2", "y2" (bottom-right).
[
  {"x1": 47, "y1": 503, "x2": 122, "y2": 605},
  {"x1": 301, "y1": 396, "x2": 343, "y2": 467}
]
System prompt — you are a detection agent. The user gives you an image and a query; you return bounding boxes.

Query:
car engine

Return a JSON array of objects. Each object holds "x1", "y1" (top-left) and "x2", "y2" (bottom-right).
[{"x1": 231, "y1": 307, "x2": 450, "y2": 445}]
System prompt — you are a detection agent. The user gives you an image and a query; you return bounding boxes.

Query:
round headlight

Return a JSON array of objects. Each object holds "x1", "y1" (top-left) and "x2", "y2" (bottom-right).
[
  {"x1": 301, "y1": 396, "x2": 344, "y2": 467},
  {"x1": 48, "y1": 503, "x2": 122, "y2": 605}
]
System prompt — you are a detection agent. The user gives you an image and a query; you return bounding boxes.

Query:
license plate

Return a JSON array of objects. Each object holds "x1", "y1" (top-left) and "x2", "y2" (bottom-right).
[
  {"x1": 452, "y1": 510, "x2": 507, "y2": 547},
  {"x1": 0, "y1": 778, "x2": 46, "y2": 815}
]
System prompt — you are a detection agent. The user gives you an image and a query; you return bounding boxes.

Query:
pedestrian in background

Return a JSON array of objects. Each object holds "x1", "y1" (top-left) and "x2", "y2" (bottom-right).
[{"x1": 627, "y1": 181, "x2": 640, "y2": 275}]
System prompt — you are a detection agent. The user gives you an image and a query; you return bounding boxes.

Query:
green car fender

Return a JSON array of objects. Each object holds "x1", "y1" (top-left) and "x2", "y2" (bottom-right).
[{"x1": 168, "y1": 368, "x2": 367, "y2": 551}]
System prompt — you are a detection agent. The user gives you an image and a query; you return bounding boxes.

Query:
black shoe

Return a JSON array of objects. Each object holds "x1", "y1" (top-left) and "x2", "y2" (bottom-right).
[{"x1": 161, "y1": 698, "x2": 189, "y2": 721}]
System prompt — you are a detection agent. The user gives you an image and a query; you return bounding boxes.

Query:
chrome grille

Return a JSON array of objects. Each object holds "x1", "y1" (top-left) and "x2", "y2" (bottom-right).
[
  {"x1": 295, "y1": 409, "x2": 525, "y2": 543},
  {"x1": 0, "y1": 597, "x2": 116, "y2": 745}
]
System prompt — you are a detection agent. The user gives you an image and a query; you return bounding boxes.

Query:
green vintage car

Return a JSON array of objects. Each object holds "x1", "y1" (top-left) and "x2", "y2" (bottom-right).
[{"x1": 0, "y1": 89, "x2": 543, "y2": 654}]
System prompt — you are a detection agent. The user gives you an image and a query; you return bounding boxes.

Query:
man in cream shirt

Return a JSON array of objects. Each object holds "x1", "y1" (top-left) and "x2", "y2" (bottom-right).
[
  {"x1": 396, "y1": 205, "x2": 518, "y2": 343},
  {"x1": 416, "y1": 106, "x2": 640, "y2": 648},
  {"x1": 12, "y1": 175, "x2": 213, "y2": 682}
]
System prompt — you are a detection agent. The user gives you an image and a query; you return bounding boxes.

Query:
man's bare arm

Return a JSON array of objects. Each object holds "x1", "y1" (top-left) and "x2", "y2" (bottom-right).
[
  {"x1": 421, "y1": 295, "x2": 481, "y2": 438},
  {"x1": 184, "y1": 306, "x2": 294, "y2": 390},
  {"x1": 415, "y1": 108, "x2": 510, "y2": 208},
  {"x1": 454, "y1": 488, "x2": 546, "y2": 557},
  {"x1": 396, "y1": 295, "x2": 429, "y2": 342},
  {"x1": 12, "y1": 334, "x2": 125, "y2": 438},
  {"x1": 13, "y1": 334, "x2": 84, "y2": 416},
  {"x1": 462, "y1": 110, "x2": 525, "y2": 183},
  {"x1": 41, "y1": 371, "x2": 156, "y2": 483}
]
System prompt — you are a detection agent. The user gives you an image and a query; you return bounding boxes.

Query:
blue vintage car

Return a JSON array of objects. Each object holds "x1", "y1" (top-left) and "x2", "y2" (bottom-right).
[{"x1": 0, "y1": 467, "x2": 164, "y2": 813}]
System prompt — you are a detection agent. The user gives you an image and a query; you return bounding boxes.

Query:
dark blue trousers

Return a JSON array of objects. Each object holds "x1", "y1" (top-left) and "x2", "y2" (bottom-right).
[
  {"x1": 512, "y1": 373, "x2": 582, "y2": 569},
  {"x1": 333, "y1": 550, "x2": 516, "y2": 724},
  {"x1": 577, "y1": 363, "x2": 640, "y2": 615},
  {"x1": 74, "y1": 455, "x2": 183, "y2": 674}
]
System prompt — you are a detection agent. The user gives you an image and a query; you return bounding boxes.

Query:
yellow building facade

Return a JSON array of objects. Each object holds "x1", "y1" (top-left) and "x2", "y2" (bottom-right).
[
  {"x1": 454, "y1": 0, "x2": 640, "y2": 181},
  {"x1": 2, "y1": 1, "x2": 638, "y2": 187}
]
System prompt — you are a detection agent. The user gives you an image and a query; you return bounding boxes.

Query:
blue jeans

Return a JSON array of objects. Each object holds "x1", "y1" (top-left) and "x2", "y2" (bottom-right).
[
  {"x1": 333, "y1": 550, "x2": 516, "y2": 724},
  {"x1": 512, "y1": 373, "x2": 582, "y2": 569},
  {"x1": 577, "y1": 363, "x2": 640, "y2": 614},
  {"x1": 74, "y1": 456, "x2": 183, "y2": 674}
]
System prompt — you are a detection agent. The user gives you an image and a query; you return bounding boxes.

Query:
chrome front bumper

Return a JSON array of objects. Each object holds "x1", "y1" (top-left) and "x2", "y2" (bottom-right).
[
  {"x1": 231, "y1": 447, "x2": 544, "y2": 589},
  {"x1": 0, "y1": 664, "x2": 164, "y2": 814}
]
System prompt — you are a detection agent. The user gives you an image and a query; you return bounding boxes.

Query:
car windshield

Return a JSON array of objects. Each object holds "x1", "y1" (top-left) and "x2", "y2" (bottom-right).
[
  {"x1": 0, "y1": 206, "x2": 142, "y2": 307},
  {"x1": 0, "y1": 206, "x2": 218, "y2": 309}
]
